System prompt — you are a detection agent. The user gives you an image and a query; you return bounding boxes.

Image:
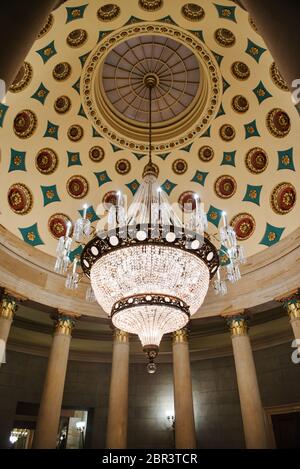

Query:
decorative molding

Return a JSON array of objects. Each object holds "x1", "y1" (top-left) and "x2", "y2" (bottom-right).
[
  {"x1": 0, "y1": 224, "x2": 299, "y2": 319},
  {"x1": 274, "y1": 289, "x2": 300, "y2": 322},
  {"x1": 113, "y1": 328, "x2": 129, "y2": 344},
  {"x1": 81, "y1": 22, "x2": 222, "y2": 152},
  {"x1": 225, "y1": 314, "x2": 249, "y2": 337},
  {"x1": 172, "y1": 327, "x2": 188, "y2": 344},
  {"x1": 0, "y1": 295, "x2": 18, "y2": 320},
  {"x1": 52, "y1": 314, "x2": 76, "y2": 336}
]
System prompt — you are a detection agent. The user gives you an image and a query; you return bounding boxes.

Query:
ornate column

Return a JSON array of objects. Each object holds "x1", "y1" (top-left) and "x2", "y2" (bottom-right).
[
  {"x1": 106, "y1": 329, "x2": 129, "y2": 449},
  {"x1": 172, "y1": 328, "x2": 197, "y2": 449},
  {"x1": 33, "y1": 313, "x2": 75, "y2": 449},
  {"x1": 0, "y1": 1, "x2": 67, "y2": 91},
  {"x1": 0, "y1": 291, "x2": 25, "y2": 365},
  {"x1": 275, "y1": 289, "x2": 300, "y2": 353},
  {"x1": 226, "y1": 314, "x2": 268, "y2": 448}
]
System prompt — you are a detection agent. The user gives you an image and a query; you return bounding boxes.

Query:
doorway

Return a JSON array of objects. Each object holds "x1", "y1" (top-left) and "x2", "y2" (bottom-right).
[{"x1": 265, "y1": 403, "x2": 300, "y2": 448}]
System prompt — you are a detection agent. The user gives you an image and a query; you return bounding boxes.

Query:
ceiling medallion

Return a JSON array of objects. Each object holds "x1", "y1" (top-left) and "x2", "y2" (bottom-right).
[
  {"x1": 172, "y1": 159, "x2": 188, "y2": 175},
  {"x1": 182, "y1": 3, "x2": 205, "y2": 21},
  {"x1": 139, "y1": 0, "x2": 163, "y2": 11},
  {"x1": 214, "y1": 175, "x2": 237, "y2": 199},
  {"x1": 13, "y1": 110, "x2": 37, "y2": 139},
  {"x1": 271, "y1": 182, "x2": 296, "y2": 215},
  {"x1": 68, "y1": 124, "x2": 84, "y2": 141},
  {"x1": 97, "y1": 4, "x2": 121, "y2": 21},
  {"x1": 7, "y1": 183, "x2": 33, "y2": 215},
  {"x1": 89, "y1": 146, "x2": 105, "y2": 162},
  {"x1": 81, "y1": 23, "x2": 222, "y2": 152},
  {"x1": 245, "y1": 147, "x2": 268, "y2": 174},
  {"x1": 48, "y1": 213, "x2": 72, "y2": 239},
  {"x1": 232, "y1": 95, "x2": 249, "y2": 113},
  {"x1": 35, "y1": 148, "x2": 58, "y2": 175},
  {"x1": 270, "y1": 62, "x2": 289, "y2": 91},
  {"x1": 219, "y1": 124, "x2": 235, "y2": 141},
  {"x1": 52, "y1": 62, "x2": 72, "y2": 81},
  {"x1": 67, "y1": 175, "x2": 89, "y2": 199},
  {"x1": 230, "y1": 213, "x2": 256, "y2": 240},
  {"x1": 231, "y1": 61, "x2": 250, "y2": 80},
  {"x1": 198, "y1": 145, "x2": 214, "y2": 162},
  {"x1": 37, "y1": 14, "x2": 54, "y2": 38},
  {"x1": 54, "y1": 96, "x2": 71, "y2": 114},
  {"x1": 214, "y1": 28, "x2": 236, "y2": 47},
  {"x1": 66, "y1": 29, "x2": 88, "y2": 47},
  {"x1": 266, "y1": 108, "x2": 291, "y2": 138},
  {"x1": 55, "y1": 64, "x2": 245, "y2": 373},
  {"x1": 9, "y1": 62, "x2": 33, "y2": 93},
  {"x1": 115, "y1": 159, "x2": 131, "y2": 175},
  {"x1": 102, "y1": 191, "x2": 118, "y2": 210},
  {"x1": 178, "y1": 191, "x2": 196, "y2": 212}
]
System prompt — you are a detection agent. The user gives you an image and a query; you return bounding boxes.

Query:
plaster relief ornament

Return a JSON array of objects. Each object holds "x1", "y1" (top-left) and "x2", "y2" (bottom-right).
[
  {"x1": 198, "y1": 146, "x2": 214, "y2": 162},
  {"x1": 8, "y1": 183, "x2": 33, "y2": 215},
  {"x1": 182, "y1": 3, "x2": 205, "y2": 21},
  {"x1": 97, "y1": 4, "x2": 121, "y2": 21},
  {"x1": 245, "y1": 147, "x2": 268, "y2": 174},
  {"x1": 271, "y1": 182, "x2": 296, "y2": 214},
  {"x1": 13, "y1": 110, "x2": 37, "y2": 138},
  {"x1": 89, "y1": 146, "x2": 105, "y2": 162},
  {"x1": 230, "y1": 213, "x2": 256, "y2": 240},
  {"x1": 231, "y1": 61, "x2": 250, "y2": 80},
  {"x1": 35, "y1": 148, "x2": 58, "y2": 174},
  {"x1": 9, "y1": 62, "x2": 33, "y2": 93},
  {"x1": 139, "y1": 0, "x2": 163, "y2": 11},
  {"x1": 266, "y1": 108, "x2": 291, "y2": 138},
  {"x1": 214, "y1": 175, "x2": 237, "y2": 199}
]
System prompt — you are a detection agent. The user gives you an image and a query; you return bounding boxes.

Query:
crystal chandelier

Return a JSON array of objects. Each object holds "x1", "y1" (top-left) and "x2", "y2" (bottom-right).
[{"x1": 54, "y1": 74, "x2": 246, "y2": 372}]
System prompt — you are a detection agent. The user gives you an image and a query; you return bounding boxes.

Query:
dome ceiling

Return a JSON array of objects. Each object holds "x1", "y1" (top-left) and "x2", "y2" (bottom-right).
[
  {"x1": 0, "y1": 0, "x2": 298, "y2": 262},
  {"x1": 102, "y1": 35, "x2": 201, "y2": 124}
]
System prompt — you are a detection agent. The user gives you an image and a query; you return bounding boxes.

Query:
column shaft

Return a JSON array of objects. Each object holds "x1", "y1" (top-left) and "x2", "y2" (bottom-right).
[
  {"x1": 0, "y1": 1, "x2": 60, "y2": 89},
  {"x1": 229, "y1": 317, "x2": 268, "y2": 448},
  {"x1": 33, "y1": 316, "x2": 74, "y2": 449},
  {"x1": 106, "y1": 330, "x2": 129, "y2": 449},
  {"x1": 172, "y1": 329, "x2": 197, "y2": 449},
  {"x1": 0, "y1": 295, "x2": 18, "y2": 365}
]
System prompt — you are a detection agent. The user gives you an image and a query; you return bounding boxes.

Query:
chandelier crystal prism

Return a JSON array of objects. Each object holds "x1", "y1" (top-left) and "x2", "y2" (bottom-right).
[{"x1": 54, "y1": 74, "x2": 246, "y2": 372}]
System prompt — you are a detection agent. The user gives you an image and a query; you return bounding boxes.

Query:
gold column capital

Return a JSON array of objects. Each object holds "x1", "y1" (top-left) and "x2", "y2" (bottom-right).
[
  {"x1": 172, "y1": 327, "x2": 189, "y2": 344},
  {"x1": 275, "y1": 289, "x2": 300, "y2": 322},
  {"x1": 52, "y1": 314, "x2": 76, "y2": 336},
  {"x1": 113, "y1": 328, "x2": 129, "y2": 343},
  {"x1": 0, "y1": 294, "x2": 18, "y2": 320},
  {"x1": 286, "y1": 301, "x2": 300, "y2": 322},
  {"x1": 226, "y1": 315, "x2": 249, "y2": 337}
]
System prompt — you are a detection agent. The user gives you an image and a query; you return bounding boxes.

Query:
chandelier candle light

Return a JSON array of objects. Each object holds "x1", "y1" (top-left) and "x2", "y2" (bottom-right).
[{"x1": 54, "y1": 74, "x2": 246, "y2": 373}]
